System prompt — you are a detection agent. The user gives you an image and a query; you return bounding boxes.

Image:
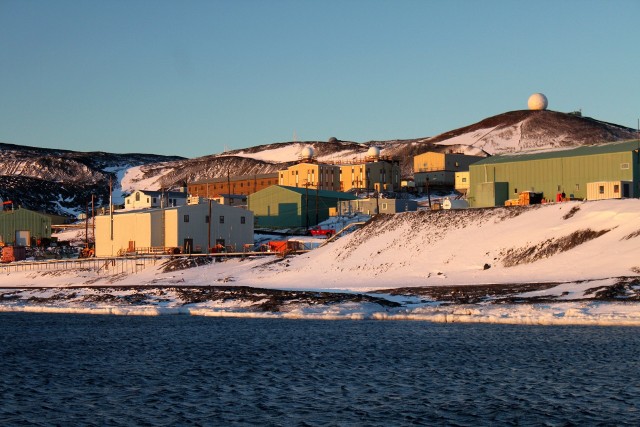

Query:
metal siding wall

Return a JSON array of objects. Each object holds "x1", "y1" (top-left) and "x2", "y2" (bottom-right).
[{"x1": 471, "y1": 151, "x2": 638, "y2": 205}]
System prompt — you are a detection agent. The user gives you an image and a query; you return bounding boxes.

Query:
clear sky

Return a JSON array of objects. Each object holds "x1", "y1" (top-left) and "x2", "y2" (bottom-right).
[{"x1": 1, "y1": 0, "x2": 639, "y2": 158}]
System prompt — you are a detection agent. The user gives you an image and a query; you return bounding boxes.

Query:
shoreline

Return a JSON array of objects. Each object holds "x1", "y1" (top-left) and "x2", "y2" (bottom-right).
[{"x1": 3, "y1": 298, "x2": 640, "y2": 326}]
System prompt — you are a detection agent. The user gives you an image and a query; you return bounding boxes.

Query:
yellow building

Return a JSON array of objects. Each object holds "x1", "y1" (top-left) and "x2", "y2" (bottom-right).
[
  {"x1": 278, "y1": 162, "x2": 341, "y2": 191},
  {"x1": 339, "y1": 158, "x2": 400, "y2": 192},
  {"x1": 279, "y1": 146, "x2": 401, "y2": 192},
  {"x1": 414, "y1": 152, "x2": 484, "y2": 189},
  {"x1": 278, "y1": 147, "x2": 341, "y2": 191},
  {"x1": 188, "y1": 173, "x2": 278, "y2": 198},
  {"x1": 95, "y1": 201, "x2": 253, "y2": 257},
  {"x1": 455, "y1": 172, "x2": 471, "y2": 195}
]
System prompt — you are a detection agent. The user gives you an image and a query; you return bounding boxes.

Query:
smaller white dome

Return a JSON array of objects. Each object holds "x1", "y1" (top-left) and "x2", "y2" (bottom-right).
[
  {"x1": 367, "y1": 146, "x2": 381, "y2": 158},
  {"x1": 528, "y1": 93, "x2": 548, "y2": 110},
  {"x1": 300, "y1": 146, "x2": 315, "y2": 160}
]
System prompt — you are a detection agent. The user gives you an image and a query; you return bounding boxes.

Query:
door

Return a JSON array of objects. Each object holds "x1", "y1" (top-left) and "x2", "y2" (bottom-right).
[
  {"x1": 183, "y1": 238, "x2": 193, "y2": 254},
  {"x1": 623, "y1": 183, "x2": 630, "y2": 198}
]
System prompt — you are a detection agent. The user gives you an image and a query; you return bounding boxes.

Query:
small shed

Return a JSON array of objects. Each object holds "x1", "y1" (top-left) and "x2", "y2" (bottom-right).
[{"x1": 587, "y1": 181, "x2": 633, "y2": 201}]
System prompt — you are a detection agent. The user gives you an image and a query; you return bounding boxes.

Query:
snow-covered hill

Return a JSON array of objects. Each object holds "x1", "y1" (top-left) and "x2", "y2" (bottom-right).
[
  {"x1": 0, "y1": 142, "x2": 183, "y2": 216},
  {"x1": 4, "y1": 199, "x2": 640, "y2": 324},
  {"x1": 1, "y1": 109, "x2": 636, "y2": 215},
  {"x1": 120, "y1": 110, "x2": 638, "y2": 193}
]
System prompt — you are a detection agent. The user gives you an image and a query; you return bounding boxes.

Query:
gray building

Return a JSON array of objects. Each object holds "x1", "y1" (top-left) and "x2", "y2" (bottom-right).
[{"x1": 339, "y1": 198, "x2": 418, "y2": 215}]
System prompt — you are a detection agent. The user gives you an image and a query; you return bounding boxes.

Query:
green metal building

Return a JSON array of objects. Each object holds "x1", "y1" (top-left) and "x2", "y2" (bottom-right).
[
  {"x1": 248, "y1": 185, "x2": 356, "y2": 228},
  {"x1": 468, "y1": 140, "x2": 640, "y2": 207},
  {"x1": 0, "y1": 208, "x2": 52, "y2": 245}
]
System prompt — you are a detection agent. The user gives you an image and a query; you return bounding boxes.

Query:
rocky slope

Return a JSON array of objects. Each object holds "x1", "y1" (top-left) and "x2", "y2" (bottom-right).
[
  {"x1": 1, "y1": 109, "x2": 637, "y2": 215},
  {"x1": 0, "y1": 142, "x2": 183, "y2": 216}
]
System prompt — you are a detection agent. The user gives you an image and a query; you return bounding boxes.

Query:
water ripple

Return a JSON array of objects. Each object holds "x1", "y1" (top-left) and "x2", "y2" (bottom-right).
[{"x1": 2, "y1": 314, "x2": 640, "y2": 425}]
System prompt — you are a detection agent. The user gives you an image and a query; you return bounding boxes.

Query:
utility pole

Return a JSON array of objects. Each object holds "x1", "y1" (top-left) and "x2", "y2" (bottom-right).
[
  {"x1": 85, "y1": 200, "x2": 89, "y2": 251},
  {"x1": 208, "y1": 198, "x2": 212, "y2": 253},
  {"x1": 315, "y1": 184, "x2": 319, "y2": 226},
  {"x1": 109, "y1": 177, "x2": 113, "y2": 241},
  {"x1": 91, "y1": 194, "x2": 95, "y2": 245},
  {"x1": 304, "y1": 180, "x2": 310, "y2": 230}
]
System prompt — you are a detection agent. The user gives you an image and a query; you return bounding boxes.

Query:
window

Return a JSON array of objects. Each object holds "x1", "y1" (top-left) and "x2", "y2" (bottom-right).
[
  {"x1": 614, "y1": 185, "x2": 620, "y2": 193},
  {"x1": 514, "y1": 188, "x2": 518, "y2": 194},
  {"x1": 147, "y1": 197, "x2": 150, "y2": 203},
  {"x1": 382, "y1": 203, "x2": 388, "y2": 210},
  {"x1": 462, "y1": 177, "x2": 467, "y2": 183},
  {"x1": 575, "y1": 184, "x2": 580, "y2": 191},
  {"x1": 126, "y1": 199, "x2": 130, "y2": 204},
  {"x1": 184, "y1": 215, "x2": 190, "y2": 222},
  {"x1": 205, "y1": 215, "x2": 210, "y2": 223},
  {"x1": 135, "y1": 192, "x2": 140, "y2": 201},
  {"x1": 241, "y1": 216, "x2": 246, "y2": 224},
  {"x1": 599, "y1": 186, "x2": 605, "y2": 194},
  {"x1": 621, "y1": 163, "x2": 630, "y2": 170},
  {"x1": 219, "y1": 215, "x2": 225, "y2": 224},
  {"x1": 153, "y1": 198, "x2": 157, "y2": 203}
]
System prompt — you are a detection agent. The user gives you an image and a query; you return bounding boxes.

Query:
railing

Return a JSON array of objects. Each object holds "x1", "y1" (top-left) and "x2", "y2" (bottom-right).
[
  {"x1": 0, "y1": 256, "x2": 160, "y2": 276},
  {"x1": 0, "y1": 251, "x2": 309, "y2": 277},
  {"x1": 321, "y1": 222, "x2": 367, "y2": 246}
]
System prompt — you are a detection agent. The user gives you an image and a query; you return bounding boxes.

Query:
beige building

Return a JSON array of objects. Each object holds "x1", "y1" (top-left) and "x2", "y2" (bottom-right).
[
  {"x1": 188, "y1": 173, "x2": 278, "y2": 198},
  {"x1": 278, "y1": 146, "x2": 401, "y2": 192},
  {"x1": 339, "y1": 160, "x2": 400, "y2": 192},
  {"x1": 414, "y1": 152, "x2": 484, "y2": 189},
  {"x1": 455, "y1": 172, "x2": 471, "y2": 195},
  {"x1": 124, "y1": 190, "x2": 188, "y2": 210},
  {"x1": 338, "y1": 147, "x2": 401, "y2": 192},
  {"x1": 95, "y1": 202, "x2": 254, "y2": 257},
  {"x1": 278, "y1": 162, "x2": 341, "y2": 191}
]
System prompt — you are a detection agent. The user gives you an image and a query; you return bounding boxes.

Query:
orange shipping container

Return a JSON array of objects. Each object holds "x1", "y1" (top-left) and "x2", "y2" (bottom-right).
[{"x1": 1, "y1": 246, "x2": 26, "y2": 263}]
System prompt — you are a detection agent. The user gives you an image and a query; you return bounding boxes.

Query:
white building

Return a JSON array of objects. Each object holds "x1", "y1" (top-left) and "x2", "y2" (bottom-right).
[
  {"x1": 95, "y1": 201, "x2": 254, "y2": 257},
  {"x1": 124, "y1": 190, "x2": 188, "y2": 210}
]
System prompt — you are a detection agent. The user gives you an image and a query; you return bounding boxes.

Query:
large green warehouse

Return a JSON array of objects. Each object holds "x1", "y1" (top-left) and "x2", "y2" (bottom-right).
[
  {"x1": 248, "y1": 185, "x2": 356, "y2": 228},
  {"x1": 468, "y1": 140, "x2": 640, "y2": 207},
  {"x1": 0, "y1": 207, "x2": 52, "y2": 245}
]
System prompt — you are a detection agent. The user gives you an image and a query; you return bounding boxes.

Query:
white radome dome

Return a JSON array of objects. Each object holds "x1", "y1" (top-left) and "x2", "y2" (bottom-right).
[
  {"x1": 528, "y1": 93, "x2": 548, "y2": 110},
  {"x1": 367, "y1": 146, "x2": 381, "y2": 158},
  {"x1": 300, "y1": 146, "x2": 315, "y2": 159}
]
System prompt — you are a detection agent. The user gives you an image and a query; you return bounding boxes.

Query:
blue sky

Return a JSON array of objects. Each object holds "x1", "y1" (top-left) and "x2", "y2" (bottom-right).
[{"x1": 1, "y1": 0, "x2": 639, "y2": 158}]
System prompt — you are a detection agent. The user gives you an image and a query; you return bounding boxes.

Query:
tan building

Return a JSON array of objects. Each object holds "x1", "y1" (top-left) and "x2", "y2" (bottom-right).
[
  {"x1": 95, "y1": 201, "x2": 254, "y2": 257},
  {"x1": 280, "y1": 146, "x2": 401, "y2": 192},
  {"x1": 188, "y1": 173, "x2": 278, "y2": 198},
  {"x1": 414, "y1": 152, "x2": 484, "y2": 189},
  {"x1": 124, "y1": 190, "x2": 188, "y2": 210},
  {"x1": 278, "y1": 162, "x2": 341, "y2": 191},
  {"x1": 339, "y1": 160, "x2": 400, "y2": 192},
  {"x1": 338, "y1": 147, "x2": 401, "y2": 192},
  {"x1": 455, "y1": 172, "x2": 471, "y2": 195}
]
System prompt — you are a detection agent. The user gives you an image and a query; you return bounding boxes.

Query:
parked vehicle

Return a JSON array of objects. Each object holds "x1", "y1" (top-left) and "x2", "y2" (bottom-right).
[{"x1": 308, "y1": 226, "x2": 335, "y2": 238}]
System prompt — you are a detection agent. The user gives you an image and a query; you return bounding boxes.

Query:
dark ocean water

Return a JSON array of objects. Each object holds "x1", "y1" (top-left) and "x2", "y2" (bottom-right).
[{"x1": 1, "y1": 313, "x2": 639, "y2": 426}]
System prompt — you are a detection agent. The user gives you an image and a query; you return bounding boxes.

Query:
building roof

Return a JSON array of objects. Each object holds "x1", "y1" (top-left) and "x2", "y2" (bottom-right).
[
  {"x1": 129, "y1": 190, "x2": 187, "y2": 198},
  {"x1": 473, "y1": 140, "x2": 640, "y2": 166},
  {"x1": 269, "y1": 185, "x2": 357, "y2": 200},
  {"x1": 190, "y1": 173, "x2": 278, "y2": 185}
]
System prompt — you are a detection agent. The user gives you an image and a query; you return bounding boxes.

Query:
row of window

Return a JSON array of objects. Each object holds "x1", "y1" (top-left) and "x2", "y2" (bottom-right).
[
  {"x1": 184, "y1": 215, "x2": 246, "y2": 224},
  {"x1": 191, "y1": 181, "x2": 274, "y2": 192}
]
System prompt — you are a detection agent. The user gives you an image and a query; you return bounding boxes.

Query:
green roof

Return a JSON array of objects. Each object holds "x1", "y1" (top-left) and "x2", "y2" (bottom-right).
[
  {"x1": 277, "y1": 185, "x2": 357, "y2": 200},
  {"x1": 474, "y1": 139, "x2": 640, "y2": 165}
]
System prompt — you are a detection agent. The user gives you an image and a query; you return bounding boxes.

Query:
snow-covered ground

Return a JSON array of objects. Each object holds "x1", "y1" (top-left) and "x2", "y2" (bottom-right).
[{"x1": 4, "y1": 199, "x2": 640, "y2": 325}]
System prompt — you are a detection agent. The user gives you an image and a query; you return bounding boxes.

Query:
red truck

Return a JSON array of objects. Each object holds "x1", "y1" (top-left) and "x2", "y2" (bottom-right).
[{"x1": 308, "y1": 226, "x2": 335, "y2": 238}]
